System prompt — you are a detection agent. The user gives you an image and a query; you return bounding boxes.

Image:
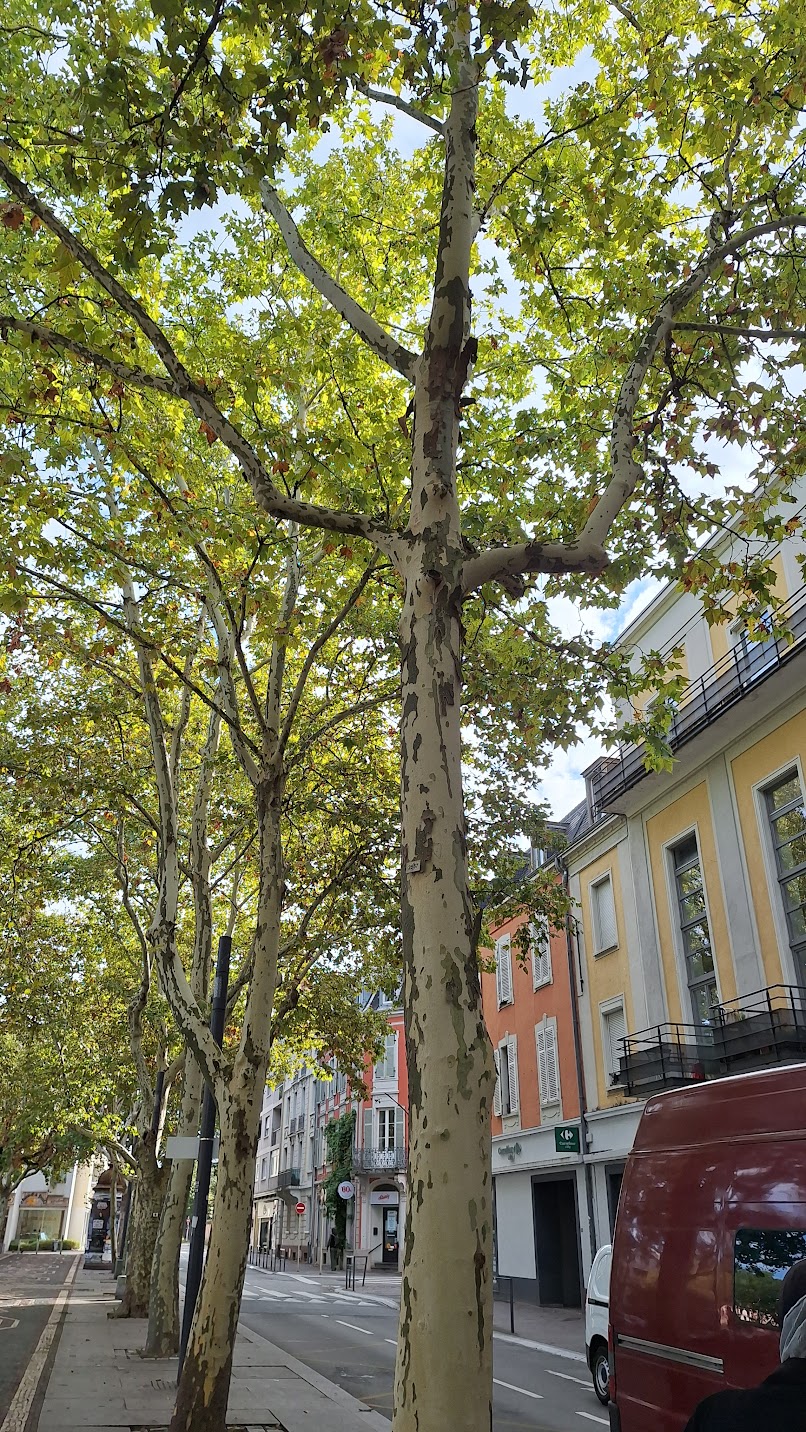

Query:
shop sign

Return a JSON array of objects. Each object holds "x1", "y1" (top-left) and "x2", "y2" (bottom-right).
[
  {"x1": 370, "y1": 1190, "x2": 399, "y2": 1206},
  {"x1": 555, "y1": 1125, "x2": 581, "y2": 1154},
  {"x1": 337, "y1": 1180, "x2": 355, "y2": 1200}
]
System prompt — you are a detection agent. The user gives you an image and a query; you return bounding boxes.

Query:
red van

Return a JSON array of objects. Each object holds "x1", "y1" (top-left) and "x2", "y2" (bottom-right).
[{"x1": 608, "y1": 1063, "x2": 806, "y2": 1431}]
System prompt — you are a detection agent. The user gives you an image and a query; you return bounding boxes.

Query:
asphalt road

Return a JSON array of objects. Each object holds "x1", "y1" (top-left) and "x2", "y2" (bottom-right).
[
  {"x1": 0, "y1": 1252, "x2": 74, "y2": 1423},
  {"x1": 238, "y1": 1263, "x2": 608, "y2": 1432}
]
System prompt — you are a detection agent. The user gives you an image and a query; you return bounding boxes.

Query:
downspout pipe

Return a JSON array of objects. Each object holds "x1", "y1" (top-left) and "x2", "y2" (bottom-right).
[{"x1": 559, "y1": 857, "x2": 598, "y2": 1261}]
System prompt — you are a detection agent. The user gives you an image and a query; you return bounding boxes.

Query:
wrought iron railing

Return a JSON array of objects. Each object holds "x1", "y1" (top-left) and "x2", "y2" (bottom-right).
[
  {"x1": 277, "y1": 1167, "x2": 301, "y2": 1189},
  {"x1": 590, "y1": 584, "x2": 806, "y2": 812},
  {"x1": 352, "y1": 1146, "x2": 407, "y2": 1172},
  {"x1": 613, "y1": 984, "x2": 806, "y2": 1096}
]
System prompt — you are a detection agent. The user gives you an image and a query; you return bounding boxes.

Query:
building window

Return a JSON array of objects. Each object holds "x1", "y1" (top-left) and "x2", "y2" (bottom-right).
[
  {"x1": 672, "y1": 832, "x2": 719, "y2": 1025},
  {"x1": 493, "y1": 1036, "x2": 520, "y2": 1119},
  {"x1": 590, "y1": 873, "x2": 618, "y2": 954},
  {"x1": 731, "y1": 609, "x2": 777, "y2": 684},
  {"x1": 765, "y1": 769, "x2": 806, "y2": 983},
  {"x1": 377, "y1": 1107, "x2": 396, "y2": 1150},
  {"x1": 601, "y1": 998, "x2": 627, "y2": 1088},
  {"x1": 374, "y1": 1032, "x2": 396, "y2": 1081},
  {"x1": 535, "y1": 1018, "x2": 561, "y2": 1110},
  {"x1": 495, "y1": 934, "x2": 513, "y2": 1007},
  {"x1": 531, "y1": 922, "x2": 552, "y2": 990},
  {"x1": 260, "y1": 1157, "x2": 267, "y2": 1181}
]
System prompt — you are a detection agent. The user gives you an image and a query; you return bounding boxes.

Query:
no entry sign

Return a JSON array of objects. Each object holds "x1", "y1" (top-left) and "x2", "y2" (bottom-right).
[{"x1": 295, "y1": 1201, "x2": 306, "y2": 1215}]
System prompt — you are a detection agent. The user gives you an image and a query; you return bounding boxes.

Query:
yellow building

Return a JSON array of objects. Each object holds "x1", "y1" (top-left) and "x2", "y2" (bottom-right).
[{"x1": 557, "y1": 495, "x2": 806, "y2": 1249}]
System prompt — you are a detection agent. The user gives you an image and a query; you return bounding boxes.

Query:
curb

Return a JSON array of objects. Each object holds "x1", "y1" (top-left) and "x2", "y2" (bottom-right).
[{"x1": 237, "y1": 1321, "x2": 390, "y2": 1428}]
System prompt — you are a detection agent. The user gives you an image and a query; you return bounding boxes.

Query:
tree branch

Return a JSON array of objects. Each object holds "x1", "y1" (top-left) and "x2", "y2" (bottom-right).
[
  {"x1": 0, "y1": 160, "x2": 401, "y2": 555},
  {"x1": 258, "y1": 181, "x2": 419, "y2": 381},
  {"x1": 674, "y1": 322, "x2": 806, "y2": 342},
  {"x1": 355, "y1": 79, "x2": 444, "y2": 135},
  {"x1": 461, "y1": 537, "x2": 609, "y2": 596},
  {"x1": 0, "y1": 316, "x2": 175, "y2": 393},
  {"x1": 578, "y1": 212, "x2": 806, "y2": 551}
]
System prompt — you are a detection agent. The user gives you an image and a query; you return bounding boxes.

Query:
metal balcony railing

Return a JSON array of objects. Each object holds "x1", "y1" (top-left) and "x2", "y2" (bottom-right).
[
  {"x1": 352, "y1": 1146, "x2": 407, "y2": 1172},
  {"x1": 277, "y1": 1167, "x2": 301, "y2": 1189},
  {"x1": 589, "y1": 584, "x2": 806, "y2": 813},
  {"x1": 612, "y1": 985, "x2": 806, "y2": 1096}
]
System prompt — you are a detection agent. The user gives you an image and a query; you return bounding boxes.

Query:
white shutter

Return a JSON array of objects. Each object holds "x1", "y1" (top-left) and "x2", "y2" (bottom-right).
[
  {"x1": 604, "y1": 1003, "x2": 627, "y2": 1082},
  {"x1": 592, "y1": 875, "x2": 617, "y2": 953},
  {"x1": 506, "y1": 1035, "x2": 520, "y2": 1115},
  {"x1": 493, "y1": 1048, "x2": 502, "y2": 1117},
  {"x1": 531, "y1": 922, "x2": 552, "y2": 989},
  {"x1": 363, "y1": 1108, "x2": 373, "y2": 1152},
  {"x1": 395, "y1": 1106, "x2": 405, "y2": 1152},
  {"x1": 495, "y1": 936, "x2": 513, "y2": 1006},
  {"x1": 535, "y1": 1024, "x2": 548, "y2": 1106},
  {"x1": 544, "y1": 1020, "x2": 560, "y2": 1105}
]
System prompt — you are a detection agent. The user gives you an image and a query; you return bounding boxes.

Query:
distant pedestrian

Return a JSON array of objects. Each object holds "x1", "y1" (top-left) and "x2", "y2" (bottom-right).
[
  {"x1": 684, "y1": 1259, "x2": 806, "y2": 1430},
  {"x1": 327, "y1": 1228, "x2": 338, "y2": 1271}
]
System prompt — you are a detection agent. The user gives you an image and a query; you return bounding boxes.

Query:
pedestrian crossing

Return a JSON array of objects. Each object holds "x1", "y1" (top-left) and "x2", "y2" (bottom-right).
[{"x1": 243, "y1": 1284, "x2": 383, "y2": 1309}]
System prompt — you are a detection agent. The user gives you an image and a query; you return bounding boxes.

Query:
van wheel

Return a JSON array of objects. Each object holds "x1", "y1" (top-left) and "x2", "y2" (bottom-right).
[{"x1": 591, "y1": 1343, "x2": 609, "y2": 1405}]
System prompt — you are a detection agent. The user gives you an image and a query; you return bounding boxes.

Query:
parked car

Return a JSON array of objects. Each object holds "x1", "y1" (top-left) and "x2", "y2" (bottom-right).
[
  {"x1": 608, "y1": 1062, "x2": 806, "y2": 1432},
  {"x1": 585, "y1": 1242, "x2": 611, "y2": 1404}
]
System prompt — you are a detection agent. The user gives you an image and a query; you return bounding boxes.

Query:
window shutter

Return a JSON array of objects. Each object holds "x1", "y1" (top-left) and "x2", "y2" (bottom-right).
[
  {"x1": 535, "y1": 1024, "x2": 548, "y2": 1106},
  {"x1": 604, "y1": 1004, "x2": 627, "y2": 1082},
  {"x1": 545, "y1": 1020, "x2": 560, "y2": 1105},
  {"x1": 531, "y1": 923, "x2": 552, "y2": 989},
  {"x1": 506, "y1": 1035, "x2": 520, "y2": 1115},
  {"x1": 363, "y1": 1108, "x2": 372, "y2": 1152},
  {"x1": 593, "y1": 876, "x2": 617, "y2": 952},
  {"x1": 395, "y1": 1106, "x2": 405, "y2": 1152},
  {"x1": 493, "y1": 1048, "x2": 502, "y2": 1117},
  {"x1": 496, "y1": 936, "x2": 513, "y2": 1006}
]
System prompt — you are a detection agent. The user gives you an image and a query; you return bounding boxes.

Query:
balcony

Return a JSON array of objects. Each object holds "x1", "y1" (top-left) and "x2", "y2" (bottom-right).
[
  {"x1": 276, "y1": 1167, "x2": 301, "y2": 1190},
  {"x1": 613, "y1": 985, "x2": 806, "y2": 1097},
  {"x1": 353, "y1": 1146, "x2": 406, "y2": 1172},
  {"x1": 590, "y1": 584, "x2": 806, "y2": 813}
]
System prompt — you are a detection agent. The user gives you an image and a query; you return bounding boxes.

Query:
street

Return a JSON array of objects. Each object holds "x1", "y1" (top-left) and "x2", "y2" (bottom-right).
[
  {"x1": 238, "y1": 1262, "x2": 608, "y2": 1431},
  {"x1": 0, "y1": 1252, "x2": 75, "y2": 1424}
]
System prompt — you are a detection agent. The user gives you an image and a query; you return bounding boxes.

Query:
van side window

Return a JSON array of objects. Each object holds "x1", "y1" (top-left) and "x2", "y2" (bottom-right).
[{"x1": 734, "y1": 1228, "x2": 806, "y2": 1325}]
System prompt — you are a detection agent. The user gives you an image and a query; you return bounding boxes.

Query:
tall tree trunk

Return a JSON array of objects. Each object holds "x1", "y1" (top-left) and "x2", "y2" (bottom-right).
[
  {"x1": 170, "y1": 776, "x2": 283, "y2": 1432},
  {"x1": 169, "y1": 1069, "x2": 266, "y2": 1432},
  {"x1": 145, "y1": 1058, "x2": 204, "y2": 1355},
  {"x1": 111, "y1": 1133, "x2": 170, "y2": 1319},
  {"x1": 392, "y1": 24, "x2": 494, "y2": 1432}
]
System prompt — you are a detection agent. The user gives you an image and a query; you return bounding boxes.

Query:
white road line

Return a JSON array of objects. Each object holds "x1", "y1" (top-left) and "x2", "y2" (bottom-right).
[
  {"x1": 576, "y1": 1413, "x2": 609, "y2": 1425},
  {"x1": 545, "y1": 1368, "x2": 592, "y2": 1388},
  {"x1": 493, "y1": 1331, "x2": 586, "y2": 1363},
  {"x1": 336, "y1": 1320, "x2": 374, "y2": 1336},
  {"x1": 385, "y1": 1338, "x2": 397, "y2": 1346},
  {"x1": 0, "y1": 1255, "x2": 79, "y2": 1432},
  {"x1": 493, "y1": 1378, "x2": 543, "y2": 1400}
]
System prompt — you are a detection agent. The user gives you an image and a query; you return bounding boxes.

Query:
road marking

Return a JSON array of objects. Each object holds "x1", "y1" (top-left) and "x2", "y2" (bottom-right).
[
  {"x1": 493, "y1": 1331, "x2": 586, "y2": 1363},
  {"x1": 336, "y1": 1320, "x2": 374, "y2": 1336},
  {"x1": 0, "y1": 1255, "x2": 79, "y2": 1432},
  {"x1": 576, "y1": 1414, "x2": 609, "y2": 1425},
  {"x1": 545, "y1": 1367, "x2": 591, "y2": 1388},
  {"x1": 0, "y1": 1318, "x2": 19, "y2": 1330},
  {"x1": 493, "y1": 1378, "x2": 543, "y2": 1400},
  {"x1": 385, "y1": 1338, "x2": 397, "y2": 1346}
]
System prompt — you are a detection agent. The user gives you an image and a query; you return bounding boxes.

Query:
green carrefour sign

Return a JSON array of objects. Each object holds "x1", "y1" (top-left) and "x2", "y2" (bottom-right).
[{"x1": 555, "y1": 1125, "x2": 581, "y2": 1154}]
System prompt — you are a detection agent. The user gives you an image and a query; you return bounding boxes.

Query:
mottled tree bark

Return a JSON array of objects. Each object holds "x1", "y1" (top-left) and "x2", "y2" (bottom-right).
[
  {"x1": 111, "y1": 1132, "x2": 170, "y2": 1319},
  {"x1": 144, "y1": 1057, "x2": 204, "y2": 1356}
]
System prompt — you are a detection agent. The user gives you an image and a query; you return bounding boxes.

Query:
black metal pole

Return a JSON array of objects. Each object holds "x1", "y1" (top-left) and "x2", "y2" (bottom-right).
[
  {"x1": 114, "y1": 1182, "x2": 133, "y2": 1277},
  {"x1": 178, "y1": 934, "x2": 231, "y2": 1378}
]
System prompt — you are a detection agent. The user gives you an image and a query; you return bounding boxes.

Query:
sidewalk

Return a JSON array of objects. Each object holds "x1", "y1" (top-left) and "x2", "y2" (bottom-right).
[{"x1": 28, "y1": 1263, "x2": 389, "y2": 1432}]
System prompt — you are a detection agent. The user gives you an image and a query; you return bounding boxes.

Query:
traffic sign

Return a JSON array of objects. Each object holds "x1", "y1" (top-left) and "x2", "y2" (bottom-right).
[
  {"x1": 295, "y1": 1201, "x2": 306, "y2": 1215},
  {"x1": 554, "y1": 1125, "x2": 581, "y2": 1154},
  {"x1": 337, "y1": 1180, "x2": 355, "y2": 1200}
]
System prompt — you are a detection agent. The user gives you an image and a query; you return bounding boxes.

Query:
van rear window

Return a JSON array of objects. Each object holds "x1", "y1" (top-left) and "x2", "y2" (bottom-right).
[{"x1": 734, "y1": 1229, "x2": 806, "y2": 1325}]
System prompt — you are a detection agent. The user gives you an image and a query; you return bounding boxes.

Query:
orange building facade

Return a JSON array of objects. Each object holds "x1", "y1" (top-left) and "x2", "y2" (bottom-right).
[{"x1": 481, "y1": 882, "x2": 591, "y2": 1308}]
